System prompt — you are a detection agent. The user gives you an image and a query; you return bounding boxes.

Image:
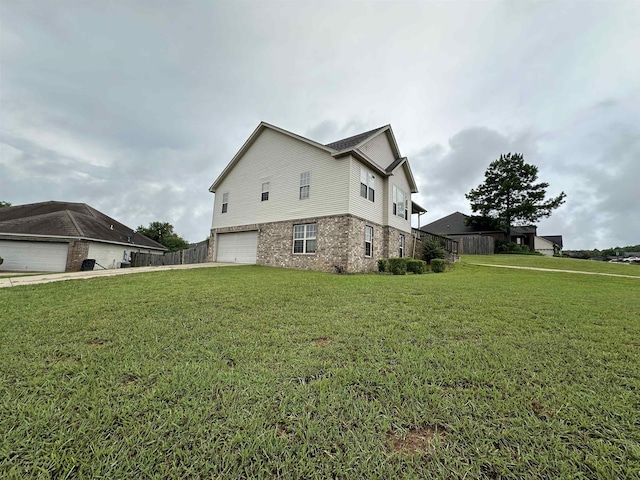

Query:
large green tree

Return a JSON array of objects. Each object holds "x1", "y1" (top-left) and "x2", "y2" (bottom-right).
[
  {"x1": 136, "y1": 221, "x2": 190, "y2": 252},
  {"x1": 466, "y1": 153, "x2": 566, "y2": 241}
]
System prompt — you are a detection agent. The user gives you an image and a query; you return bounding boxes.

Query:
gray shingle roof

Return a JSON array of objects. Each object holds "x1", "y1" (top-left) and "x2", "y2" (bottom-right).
[
  {"x1": 0, "y1": 201, "x2": 166, "y2": 249},
  {"x1": 541, "y1": 235, "x2": 563, "y2": 248},
  {"x1": 325, "y1": 126, "x2": 388, "y2": 151}
]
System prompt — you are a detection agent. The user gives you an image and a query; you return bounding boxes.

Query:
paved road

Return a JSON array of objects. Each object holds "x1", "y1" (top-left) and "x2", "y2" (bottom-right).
[
  {"x1": 470, "y1": 263, "x2": 640, "y2": 279},
  {"x1": 0, "y1": 262, "x2": 240, "y2": 288}
]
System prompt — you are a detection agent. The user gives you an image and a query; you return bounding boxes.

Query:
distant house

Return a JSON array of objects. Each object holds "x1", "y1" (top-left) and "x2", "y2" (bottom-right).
[
  {"x1": 536, "y1": 235, "x2": 563, "y2": 256},
  {"x1": 208, "y1": 122, "x2": 426, "y2": 273},
  {"x1": 0, "y1": 201, "x2": 166, "y2": 272},
  {"x1": 421, "y1": 211, "x2": 562, "y2": 256}
]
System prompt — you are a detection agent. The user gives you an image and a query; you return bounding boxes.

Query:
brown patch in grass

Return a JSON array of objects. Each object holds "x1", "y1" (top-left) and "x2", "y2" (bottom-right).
[
  {"x1": 314, "y1": 337, "x2": 331, "y2": 346},
  {"x1": 122, "y1": 374, "x2": 138, "y2": 386},
  {"x1": 531, "y1": 399, "x2": 555, "y2": 419},
  {"x1": 88, "y1": 338, "x2": 109, "y2": 346},
  {"x1": 387, "y1": 424, "x2": 446, "y2": 455}
]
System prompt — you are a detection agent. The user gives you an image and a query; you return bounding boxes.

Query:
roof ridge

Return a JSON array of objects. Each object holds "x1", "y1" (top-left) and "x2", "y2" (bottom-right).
[
  {"x1": 324, "y1": 125, "x2": 388, "y2": 150},
  {"x1": 65, "y1": 210, "x2": 85, "y2": 236}
]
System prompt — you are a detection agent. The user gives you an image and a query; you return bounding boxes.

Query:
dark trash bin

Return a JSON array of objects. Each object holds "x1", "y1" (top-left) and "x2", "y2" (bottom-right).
[
  {"x1": 81, "y1": 259, "x2": 96, "y2": 271},
  {"x1": 120, "y1": 262, "x2": 131, "y2": 268}
]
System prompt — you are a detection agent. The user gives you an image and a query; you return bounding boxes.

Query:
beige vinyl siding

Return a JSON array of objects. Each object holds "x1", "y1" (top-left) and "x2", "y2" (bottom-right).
[
  {"x1": 359, "y1": 132, "x2": 396, "y2": 169},
  {"x1": 534, "y1": 236, "x2": 556, "y2": 256},
  {"x1": 212, "y1": 128, "x2": 350, "y2": 229},
  {"x1": 348, "y1": 157, "x2": 384, "y2": 225}
]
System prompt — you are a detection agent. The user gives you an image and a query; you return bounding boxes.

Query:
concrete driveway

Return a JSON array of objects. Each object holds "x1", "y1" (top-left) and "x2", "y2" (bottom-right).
[{"x1": 0, "y1": 262, "x2": 240, "y2": 288}]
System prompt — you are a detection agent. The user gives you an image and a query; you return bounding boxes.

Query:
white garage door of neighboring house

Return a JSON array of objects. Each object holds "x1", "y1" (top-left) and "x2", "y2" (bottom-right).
[
  {"x1": 0, "y1": 240, "x2": 68, "y2": 272},
  {"x1": 216, "y1": 231, "x2": 258, "y2": 264}
]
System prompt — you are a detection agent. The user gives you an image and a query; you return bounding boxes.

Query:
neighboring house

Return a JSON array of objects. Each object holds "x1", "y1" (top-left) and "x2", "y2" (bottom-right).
[
  {"x1": 208, "y1": 122, "x2": 426, "y2": 273},
  {"x1": 0, "y1": 201, "x2": 166, "y2": 272},
  {"x1": 535, "y1": 235, "x2": 563, "y2": 256},
  {"x1": 421, "y1": 211, "x2": 562, "y2": 256}
]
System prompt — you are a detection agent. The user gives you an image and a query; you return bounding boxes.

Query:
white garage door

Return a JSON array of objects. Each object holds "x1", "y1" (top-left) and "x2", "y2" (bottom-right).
[
  {"x1": 0, "y1": 240, "x2": 69, "y2": 272},
  {"x1": 216, "y1": 231, "x2": 258, "y2": 264}
]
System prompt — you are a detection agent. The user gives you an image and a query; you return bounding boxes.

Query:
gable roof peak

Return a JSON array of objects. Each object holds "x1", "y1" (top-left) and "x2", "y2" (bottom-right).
[{"x1": 324, "y1": 125, "x2": 389, "y2": 151}]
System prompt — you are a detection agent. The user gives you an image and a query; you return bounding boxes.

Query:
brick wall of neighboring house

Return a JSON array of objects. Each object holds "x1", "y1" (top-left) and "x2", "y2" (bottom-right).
[
  {"x1": 210, "y1": 214, "x2": 419, "y2": 273},
  {"x1": 65, "y1": 240, "x2": 90, "y2": 271}
]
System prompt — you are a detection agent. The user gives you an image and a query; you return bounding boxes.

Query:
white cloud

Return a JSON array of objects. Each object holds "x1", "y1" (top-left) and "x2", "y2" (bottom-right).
[{"x1": 1, "y1": 0, "x2": 638, "y2": 248}]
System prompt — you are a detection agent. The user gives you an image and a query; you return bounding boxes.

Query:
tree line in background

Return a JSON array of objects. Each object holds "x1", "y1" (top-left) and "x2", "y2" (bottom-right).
[
  {"x1": 563, "y1": 245, "x2": 640, "y2": 260},
  {"x1": 136, "y1": 221, "x2": 190, "y2": 252}
]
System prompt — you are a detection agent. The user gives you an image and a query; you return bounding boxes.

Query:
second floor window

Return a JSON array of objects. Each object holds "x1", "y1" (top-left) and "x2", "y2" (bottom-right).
[
  {"x1": 261, "y1": 182, "x2": 270, "y2": 201},
  {"x1": 392, "y1": 186, "x2": 408, "y2": 220},
  {"x1": 221, "y1": 192, "x2": 229, "y2": 213},
  {"x1": 360, "y1": 168, "x2": 375, "y2": 202},
  {"x1": 300, "y1": 171, "x2": 310, "y2": 199}
]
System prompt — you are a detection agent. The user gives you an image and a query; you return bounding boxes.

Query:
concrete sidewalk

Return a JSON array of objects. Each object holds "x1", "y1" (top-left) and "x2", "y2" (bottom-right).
[
  {"x1": 469, "y1": 263, "x2": 640, "y2": 279},
  {"x1": 0, "y1": 262, "x2": 240, "y2": 288}
]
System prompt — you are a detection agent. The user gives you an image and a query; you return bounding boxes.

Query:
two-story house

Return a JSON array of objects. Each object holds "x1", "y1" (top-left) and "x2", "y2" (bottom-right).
[{"x1": 208, "y1": 122, "x2": 426, "y2": 273}]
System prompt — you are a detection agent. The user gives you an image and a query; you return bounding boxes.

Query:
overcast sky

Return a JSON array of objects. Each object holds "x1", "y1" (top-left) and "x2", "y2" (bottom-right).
[{"x1": 1, "y1": 0, "x2": 638, "y2": 249}]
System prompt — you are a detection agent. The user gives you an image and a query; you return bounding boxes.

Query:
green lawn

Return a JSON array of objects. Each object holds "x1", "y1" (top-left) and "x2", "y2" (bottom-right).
[
  {"x1": 1, "y1": 261, "x2": 639, "y2": 478},
  {"x1": 464, "y1": 253, "x2": 640, "y2": 276}
]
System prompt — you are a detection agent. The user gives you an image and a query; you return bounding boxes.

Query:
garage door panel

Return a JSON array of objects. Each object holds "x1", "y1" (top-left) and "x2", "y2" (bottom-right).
[
  {"x1": 216, "y1": 232, "x2": 258, "y2": 264},
  {"x1": 0, "y1": 240, "x2": 68, "y2": 272}
]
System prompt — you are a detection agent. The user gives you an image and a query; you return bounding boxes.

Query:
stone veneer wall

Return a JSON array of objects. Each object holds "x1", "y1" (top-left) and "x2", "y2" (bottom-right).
[
  {"x1": 65, "y1": 240, "x2": 90, "y2": 271},
  {"x1": 210, "y1": 215, "x2": 419, "y2": 273}
]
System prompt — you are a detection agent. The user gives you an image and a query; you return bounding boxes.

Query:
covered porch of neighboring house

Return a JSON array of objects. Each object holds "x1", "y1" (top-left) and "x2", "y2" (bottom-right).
[{"x1": 410, "y1": 202, "x2": 460, "y2": 262}]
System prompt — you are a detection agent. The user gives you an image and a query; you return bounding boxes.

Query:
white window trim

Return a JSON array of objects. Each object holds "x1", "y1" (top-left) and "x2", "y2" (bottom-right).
[
  {"x1": 365, "y1": 225, "x2": 373, "y2": 257},
  {"x1": 392, "y1": 185, "x2": 408, "y2": 219},
  {"x1": 300, "y1": 171, "x2": 310, "y2": 200},
  {"x1": 221, "y1": 192, "x2": 229, "y2": 213},
  {"x1": 360, "y1": 168, "x2": 375, "y2": 202},
  {"x1": 399, "y1": 234, "x2": 405, "y2": 258},
  {"x1": 261, "y1": 182, "x2": 270, "y2": 202},
  {"x1": 293, "y1": 223, "x2": 317, "y2": 254}
]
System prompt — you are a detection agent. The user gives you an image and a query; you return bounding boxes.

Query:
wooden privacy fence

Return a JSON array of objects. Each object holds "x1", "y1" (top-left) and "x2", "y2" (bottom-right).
[
  {"x1": 130, "y1": 240, "x2": 209, "y2": 267},
  {"x1": 458, "y1": 235, "x2": 495, "y2": 255}
]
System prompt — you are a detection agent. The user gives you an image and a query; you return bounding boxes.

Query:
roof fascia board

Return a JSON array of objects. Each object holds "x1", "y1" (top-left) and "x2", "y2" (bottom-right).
[
  {"x1": 0, "y1": 232, "x2": 167, "y2": 250},
  {"x1": 386, "y1": 157, "x2": 418, "y2": 193},
  {"x1": 330, "y1": 125, "x2": 392, "y2": 157},
  {"x1": 209, "y1": 122, "x2": 334, "y2": 193},
  {"x1": 342, "y1": 150, "x2": 388, "y2": 176}
]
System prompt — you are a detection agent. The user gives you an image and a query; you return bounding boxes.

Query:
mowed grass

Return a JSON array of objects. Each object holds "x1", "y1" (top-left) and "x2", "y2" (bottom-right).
[
  {"x1": 465, "y1": 253, "x2": 640, "y2": 277},
  {"x1": 1, "y1": 261, "x2": 639, "y2": 479}
]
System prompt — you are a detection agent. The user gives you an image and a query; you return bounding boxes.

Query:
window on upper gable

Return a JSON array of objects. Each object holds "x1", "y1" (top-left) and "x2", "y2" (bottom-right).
[
  {"x1": 360, "y1": 168, "x2": 375, "y2": 202},
  {"x1": 261, "y1": 182, "x2": 270, "y2": 201},
  {"x1": 392, "y1": 186, "x2": 408, "y2": 220},
  {"x1": 221, "y1": 192, "x2": 229, "y2": 213},
  {"x1": 300, "y1": 171, "x2": 310, "y2": 200}
]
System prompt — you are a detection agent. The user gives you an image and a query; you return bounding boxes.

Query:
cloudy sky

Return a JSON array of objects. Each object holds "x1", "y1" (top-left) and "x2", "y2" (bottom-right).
[{"x1": 1, "y1": 0, "x2": 638, "y2": 249}]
